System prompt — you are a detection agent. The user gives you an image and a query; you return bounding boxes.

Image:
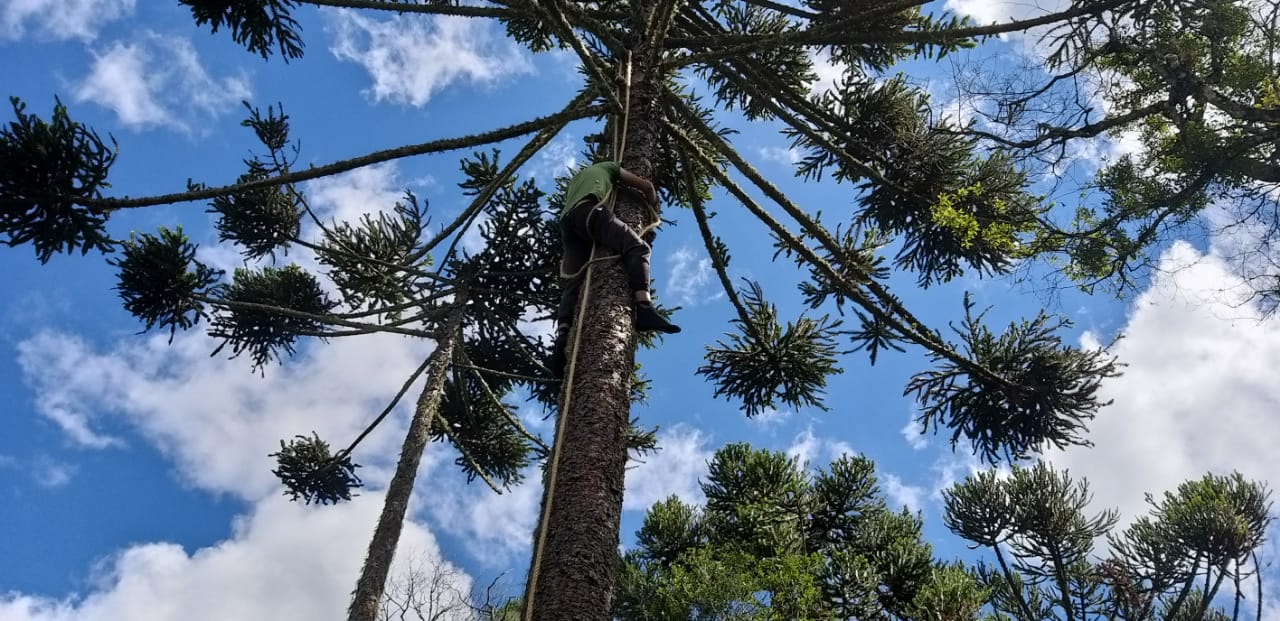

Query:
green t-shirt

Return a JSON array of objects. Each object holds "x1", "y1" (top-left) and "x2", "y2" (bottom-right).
[{"x1": 561, "y1": 161, "x2": 621, "y2": 219}]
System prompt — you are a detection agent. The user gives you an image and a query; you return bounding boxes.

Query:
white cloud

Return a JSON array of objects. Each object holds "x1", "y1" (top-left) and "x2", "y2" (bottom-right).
[
  {"x1": 785, "y1": 426, "x2": 852, "y2": 471},
  {"x1": 625, "y1": 425, "x2": 714, "y2": 510},
  {"x1": 305, "y1": 163, "x2": 408, "y2": 233},
  {"x1": 882, "y1": 473, "x2": 926, "y2": 514},
  {"x1": 327, "y1": 11, "x2": 532, "y2": 107},
  {"x1": 929, "y1": 450, "x2": 985, "y2": 501},
  {"x1": 427, "y1": 469, "x2": 541, "y2": 567},
  {"x1": 808, "y1": 49, "x2": 846, "y2": 96},
  {"x1": 1047, "y1": 241, "x2": 1280, "y2": 524},
  {"x1": 1, "y1": 0, "x2": 133, "y2": 41},
  {"x1": 71, "y1": 33, "x2": 250, "y2": 133},
  {"x1": 16, "y1": 329, "x2": 431, "y2": 501},
  {"x1": 665, "y1": 246, "x2": 717, "y2": 307},
  {"x1": 532, "y1": 135, "x2": 579, "y2": 183},
  {"x1": 943, "y1": 0, "x2": 1067, "y2": 25},
  {"x1": 31, "y1": 456, "x2": 76, "y2": 488},
  {"x1": 0, "y1": 493, "x2": 465, "y2": 621},
  {"x1": 901, "y1": 412, "x2": 929, "y2": 451},
  {"x1": 749, "y1": 407, "x2": 792, "y2": 429},
  {"x1": 758, "y1": 146, "x2": 800, "y2": 167}
]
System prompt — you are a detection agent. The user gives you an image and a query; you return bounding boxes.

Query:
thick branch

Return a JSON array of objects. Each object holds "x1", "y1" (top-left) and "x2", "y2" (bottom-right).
[
  {"x1": 301, "y1": 0, "x2": 515, "y2": 18},
  {"x1": 956, "y1": 101, "x2": 1168, "y2": 149},
  {"x1": 200, "y1": 296, "x2": 438, "y2": 339},
  {"x1": 82, "y1": 102, "x2": 602, "y2": 211},
  {"x1": 665, "y1": 114, "x2": 1012, "y2": 390},
  {"x1": 665, "y1": 0, "x2": 1127, "y2": 66}
]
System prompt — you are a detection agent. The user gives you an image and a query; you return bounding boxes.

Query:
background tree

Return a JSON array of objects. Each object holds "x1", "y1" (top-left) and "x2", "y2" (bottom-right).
[
  {"x1": 377, "y1": 550, "x2": 523, "y2": 621},
  {"x1": 945, "y1": 463, "x2": 1272, "y2": 621},
  {"x1": 623, "y1": 444, "x2": 1273, "y2": 621},
  {"x1": 616, "y1": 443, "x2": 988, "y2": 621},
  {"x1": 949, "y1": 0, "x2": 1280, "y2": 304},
  {"x1": 8, "y1": 0, "x2": 1261, "y2": 619}
]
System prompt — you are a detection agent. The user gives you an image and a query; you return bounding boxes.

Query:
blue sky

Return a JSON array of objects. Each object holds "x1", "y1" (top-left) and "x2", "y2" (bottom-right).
[{"x1": 3, "y1": 0, "x2": 1280, "y2": 618}]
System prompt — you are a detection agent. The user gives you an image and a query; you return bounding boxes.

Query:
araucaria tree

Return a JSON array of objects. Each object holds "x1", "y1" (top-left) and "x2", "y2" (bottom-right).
[
  {"x1": 6, "y1": 1, "x2": 1277, "y2": 620},
  {"x1": 621, "y1": 443, "x2": 1273, "y2": 621}
]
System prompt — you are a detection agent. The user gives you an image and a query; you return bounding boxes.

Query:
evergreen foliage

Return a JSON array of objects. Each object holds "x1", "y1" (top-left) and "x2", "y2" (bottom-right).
[{"x1": 8, "y1": 0, "x2": 1280, "y2": 618}]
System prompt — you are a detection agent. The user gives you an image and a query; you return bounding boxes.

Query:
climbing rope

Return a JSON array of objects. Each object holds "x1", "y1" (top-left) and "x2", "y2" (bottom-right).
[{"x1": 522, "y1": 48, "x2": 661, "y2": 620}]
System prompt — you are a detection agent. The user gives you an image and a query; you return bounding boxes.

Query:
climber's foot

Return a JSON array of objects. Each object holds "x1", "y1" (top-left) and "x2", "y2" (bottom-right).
[{"x1": 635, "y1": 302, "x2": 681, "y2": 334}]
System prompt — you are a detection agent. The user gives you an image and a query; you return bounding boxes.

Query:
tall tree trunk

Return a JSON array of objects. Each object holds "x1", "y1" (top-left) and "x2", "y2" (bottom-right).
[
  {"x1": 525, "y1": 14, "x2": 665, "y2": 621},
  {"x1": 348, "y1": 315, "x2": 461, "y2": 621}
]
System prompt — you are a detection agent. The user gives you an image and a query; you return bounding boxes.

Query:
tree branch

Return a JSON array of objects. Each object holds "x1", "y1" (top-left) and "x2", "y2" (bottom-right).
[
  {"x1": 665, "y1": 0, "x2": 1126, "y2": 66},
  {"x1": 665, "y1": 100, "x2": 1015, "y2": 390},
  {"x1": 81, "y1": 102, "x2": 602, "y2": 211},
  {"x1": 301, "y1": 0, "x2": 515, "y2": 18}
]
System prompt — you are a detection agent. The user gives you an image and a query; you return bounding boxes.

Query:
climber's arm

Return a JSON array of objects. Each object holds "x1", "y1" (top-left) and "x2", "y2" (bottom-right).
[{"x1": 618, "y1": 168, "x2": 658, "y2": 207}]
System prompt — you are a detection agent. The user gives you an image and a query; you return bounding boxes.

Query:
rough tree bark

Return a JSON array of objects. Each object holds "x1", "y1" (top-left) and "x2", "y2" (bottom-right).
[
  {"x1": 349, "y1": 311, "x2": 462, "y2": 621},
  {"x1": 525, "y1": 14, "x2": 666, "y2": 621}
]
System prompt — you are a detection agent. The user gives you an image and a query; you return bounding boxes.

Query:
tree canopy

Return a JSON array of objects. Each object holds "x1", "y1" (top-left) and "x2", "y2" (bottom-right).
[
  {"x1": 621, "y1": 443, "x2": 1273, "y2": 621},
  {"x1": 5, "y1": 0, "x2": 1279, "y2": 619}
]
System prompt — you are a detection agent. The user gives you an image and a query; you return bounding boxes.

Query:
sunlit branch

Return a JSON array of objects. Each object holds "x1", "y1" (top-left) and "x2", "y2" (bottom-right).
[
  {"x1": 455, "y1": 350, "x2": 550, "y2": 451},
  {"x1": 301, "y1": 0, "x2": 515, "y2": 18},
  {"x1": 666, "y1": 104, "x2": 1014, "y2": 390},
  {"x1": 199, "y1": 296, "x2": 439, "y2": 339},
  {"x1": 665, "y1": 0, "x2": 1127, "y2": 66},
  {"x1": 80, "y1": 102, "x2": 602, "y2": 212},
  {"x1": 536, "y1": 0, "x2": 627, "y2": 115}
]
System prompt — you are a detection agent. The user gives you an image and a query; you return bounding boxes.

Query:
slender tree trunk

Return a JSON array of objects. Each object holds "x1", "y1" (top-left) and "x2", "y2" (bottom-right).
[
  {"x1": 525, "y1": 12, "x2": 665, "y2": 621},
  {"x1": 348, "y1": 315, "x2": 461, "y2": 621}
]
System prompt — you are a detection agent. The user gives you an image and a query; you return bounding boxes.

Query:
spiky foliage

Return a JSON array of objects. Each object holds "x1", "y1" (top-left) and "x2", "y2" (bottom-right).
[
  {"x1": 270, "y1": 432, "x2": 363, "y2": 505},
  {"x1": 908, "y1": 294, "x2": 1121, "y2": 463},
  {"x1": 16, "y1": 2, "x2": 1280, "y2": 619},
  {"x1": 179, "y1": 0, "x2": 303, "y2": 60},
  {"x1": 1, "y1": 97, "x2": 115, "y2": 263},
  {"x1": 111, "y1": 227, "x2": 223, "y2": 340},
  {"x1": 209, "y1": 264, "x2": 338, "y2": 368},
  {"x1": 319, "y1": 194, "x2": 430, "y2": 317},
  {"x1": 698, "y1": 281, "x2": 844, "y2": 417},
  {"x1": 209, "y1": 162, "x2": 301, "y2": 260},
  {"x1": 945, "y1": 463, "x2": 1272, "y2": 621},
  {"x1": 617, "y1": 443, "x2": 985, "y2": 621}
]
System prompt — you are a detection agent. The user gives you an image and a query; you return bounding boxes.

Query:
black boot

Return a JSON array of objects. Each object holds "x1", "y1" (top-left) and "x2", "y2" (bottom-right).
[
  {"x1": 547, "y1": 329, "x2": 570, "y2": 379},
  {"x1": 635, "y1": 302, "x2": 681, "y2": 334}
]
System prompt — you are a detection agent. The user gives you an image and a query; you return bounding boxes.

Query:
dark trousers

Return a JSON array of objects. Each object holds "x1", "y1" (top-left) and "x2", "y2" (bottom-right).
[{"x1": 556, "y1": 199, "x2": 651, "y2": 327}]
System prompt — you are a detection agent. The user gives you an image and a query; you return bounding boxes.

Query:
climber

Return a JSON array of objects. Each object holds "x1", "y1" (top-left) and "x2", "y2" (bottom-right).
[{"x1": 548, "y1": 160, "x2": 681, "y2": 379}]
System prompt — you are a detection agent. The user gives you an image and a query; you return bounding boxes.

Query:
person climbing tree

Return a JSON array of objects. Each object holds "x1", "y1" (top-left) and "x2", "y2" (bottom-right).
[{"x1": 549, "y1": 160, "x2": 681, "y2": 379}]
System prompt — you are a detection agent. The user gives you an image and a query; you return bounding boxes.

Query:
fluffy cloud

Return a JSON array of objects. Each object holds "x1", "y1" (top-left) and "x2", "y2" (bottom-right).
[
  {"x1": 943, "y1": 0, "x2": 1068, "y2": 24},
  {"x1": 328, "y1": 11, "x2": 532, "y2": 107},
  {"x1": 758, "y1": 146, "x2": 800, "y2": 167},
  {"x1": 882, "y1": 473, "x2": 927, "y2": 514},
  {"x1": 0, "y1": 493, "x2": 465, "y2": 621},
  {"x1": 1047, "y1": 241, "x2": 1280, "y2": 524},
  {"x1": 1, "y1": 0, "x2": 133, "y2": 41},
  {"x1": 624, "y1": 424, "x2": 715, "y2": 510},
  {"x1": 17, "y1": 328, "x2": 431, "y2": 501},
  {"x1": 900, "y1": 411, "x2": 930, "y2": 451},
  {"x1": 305, "y1": 163, "x2": 410, "y2": 234},
  {"x1": 71, "y1": 32, "x2": 250, "y2": 133},
  {"x1": 665, "y1": 246, "x2": 717, "y2": 307},
  {"x1": 786, "y1": 426, "x2": 854, "y2": 471},
  {"x1": 427, "y1": 471, "x2": 542, "y2": 567}
]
